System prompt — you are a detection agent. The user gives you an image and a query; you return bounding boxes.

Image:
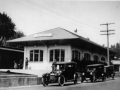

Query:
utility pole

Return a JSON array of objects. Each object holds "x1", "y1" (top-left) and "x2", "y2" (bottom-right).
[{"x1": 100, "y1": 23, "x2": 115, "y2": 66}]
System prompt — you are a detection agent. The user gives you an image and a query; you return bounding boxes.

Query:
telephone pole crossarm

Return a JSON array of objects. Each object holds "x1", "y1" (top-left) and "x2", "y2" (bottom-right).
[
  {"x1": 108, "y1": 30, "x2": 115, "y2": 31},
  {"x1": 100, "y1": 34, "x2": 108, "y2": 35},
  {"x1": 108, "y1": 33, "x2": 115, "y2": 35},
  {"x1": 100, "y1": 30, "x2": 107, "y2": 32}
]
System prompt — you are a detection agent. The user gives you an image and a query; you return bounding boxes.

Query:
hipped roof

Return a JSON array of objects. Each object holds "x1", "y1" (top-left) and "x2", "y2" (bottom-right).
[
  {"x1": 7, "y1": 27, "x2": 98, "y2": 45},
  {"x1": 7, "y1": 27, "x2": 113, "y2": 53},
  {"x1": 7, "y1": 27, "x2": 79, "y2": 42}
]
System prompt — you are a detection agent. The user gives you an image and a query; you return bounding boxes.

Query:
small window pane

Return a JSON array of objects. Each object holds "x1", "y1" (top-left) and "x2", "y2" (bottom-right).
[
  {"x1": 61, "y1": 50, "x2": 65, "y2": 62},
  {"x1": 50, "y1": 50, "x2": 53, "y2": 62},
  {"x1": 94, "y1": 55, "x2": 98, "y2": 62},
  {"x1": 34, "y1": 50, "x2": 39, "y2": 61},
  {"x1": 40, "y1": 50, "x2": 43, "y2": 61},
  {"x1": 30, "y1": 50, "x2": 33, "y2": 61},
  {"x1": 101, "y1": 57, "x2": 105, "y2": 62},
  {"x1": 55, "y1": 49, "x2": 59, "y2": 62}
]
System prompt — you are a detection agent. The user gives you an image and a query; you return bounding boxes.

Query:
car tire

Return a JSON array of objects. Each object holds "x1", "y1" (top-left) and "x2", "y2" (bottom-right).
[
  {"x1": 74, "y1": 73, "x2": 78, "y2": 84},
  {"x1": 58, "y1": 75, "x2": 65, "y2": 86},
  {"x1": 42, "y1": 77, "x2": 48, "y2": 86}
]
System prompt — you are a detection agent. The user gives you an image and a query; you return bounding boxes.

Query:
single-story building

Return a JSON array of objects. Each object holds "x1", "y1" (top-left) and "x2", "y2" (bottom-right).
[
  {"x1": 7, "y1": 27, "x2": 115, "y2": 71},
  {"x1": 112, "y1": 60, "x2": 120, "y2": 72},
  {"x1": 0, "y1": 46, "x2": 24, "y2": 69}
]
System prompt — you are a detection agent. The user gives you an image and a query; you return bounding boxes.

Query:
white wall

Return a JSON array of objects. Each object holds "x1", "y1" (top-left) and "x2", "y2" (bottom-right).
[
  {"x1": 23, "y1": 45, "x2": 107, "y2": 70},
  {"x1": 23, "y1": 45, "x2": 72, "y2": 70}
]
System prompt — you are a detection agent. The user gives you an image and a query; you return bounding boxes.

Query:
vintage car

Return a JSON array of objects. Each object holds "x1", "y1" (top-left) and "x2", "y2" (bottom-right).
[
  {"x1": 104, "y1": 65, "x2": 115, "y2": 79},
  {"x1": 42, "y1": 62, "x2": 79, "y2": 86},
  {"x1": 81, "y1": 64, "x2": 106, "y2": 82}
]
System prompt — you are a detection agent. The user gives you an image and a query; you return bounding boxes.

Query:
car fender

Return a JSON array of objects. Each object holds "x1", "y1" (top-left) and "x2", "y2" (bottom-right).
[
  {"x1": 74, "y1": 72, "x2": 79, "y2": 77},
  {"x1": 42, "y1": 73, "x2": 50, "y2": 78}
]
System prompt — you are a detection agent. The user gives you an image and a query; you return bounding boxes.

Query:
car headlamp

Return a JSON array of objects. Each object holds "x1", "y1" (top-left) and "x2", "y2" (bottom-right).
[
  {"x1": 82, "y1": 73, "x2": 85, "y2": 75},
  {"x1": 57, "y1": 71, "x2": 62, "y2": 75},
  {"x1": 90, "y1": 72, "x2": 93, "y2": 75},
  {"x1": 54, "y1": 71, "x2": 62, "y2": 76}
]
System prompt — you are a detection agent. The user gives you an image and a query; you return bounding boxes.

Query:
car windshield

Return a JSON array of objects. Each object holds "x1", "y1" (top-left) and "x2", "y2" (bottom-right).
[
  {"x1": 86, "y1": 67, "x2": 96, "y2": 71},
  {"x1": 52, "y1": 64, "x2": 65, "y2": 71},
  {"x1": 88, "y1": 67, "x2": 94, "y2": 70}
]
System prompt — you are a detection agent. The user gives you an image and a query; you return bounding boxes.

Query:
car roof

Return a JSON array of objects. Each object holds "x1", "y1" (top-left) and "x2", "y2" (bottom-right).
[
  {"x1": 53, "y1": 61, "x2": 77, "y2": 65},
  {"x1": 86, "y1": 64, "x2": 104, "y2": 67},
  {"x1": 104, "y1": 65, "x2": 114, "y2": 67}
]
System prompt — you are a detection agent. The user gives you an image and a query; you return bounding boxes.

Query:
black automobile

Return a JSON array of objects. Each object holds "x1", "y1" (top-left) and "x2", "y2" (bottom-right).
[
  {"x1": 42, "y1": 62, "x2": 79, "y2": 86},
  {"x1": 104, "y1": 65, "x2": 115, "y2": 79},
  {"x1": 81, "y1": 64, "x2": 106, "y2": 82}
]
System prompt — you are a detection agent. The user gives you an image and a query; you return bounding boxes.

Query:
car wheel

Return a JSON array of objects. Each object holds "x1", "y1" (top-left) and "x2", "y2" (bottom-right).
[
  {"x1": 42, "y1": 77, "x2": 48, "y2": 86},
  {"x1": 74, "y1": 73, "x2": 78, "y2": 84},
  {"x1": 58, "y1": 75, "x2": 65, "y2": 86}
]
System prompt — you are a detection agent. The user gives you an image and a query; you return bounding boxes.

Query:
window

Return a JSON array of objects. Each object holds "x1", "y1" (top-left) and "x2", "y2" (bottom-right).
[
  {"x1": 30, "y1": 50, "x2": 33, "y2": 61},
  {"x1": 40, "y1": 50, "x2": 43, "y2": 61},
  {"x1": 34, "y1": 50, "x2": 39, "y2": 61},
  {"x1": 94, "y1": 55, "x2": 99, "y2": 62},
  {"x1": 72, "y1": 50, "x2": 81, "y2": 60},
  {"x1": 61, "y1": 50, "x2": 65, "y2": 62},
  {"x1": 50, "y1": 50, "x2": 53, "y2": 62},
  {"x1": 50, "y1": 49, "x2": 65, "y2": 62},
  {"x1": 30, "y1": 50, "x2": 43, "y2": 62},
  {"x1": 84, "y1": 53, "x2": 91, "y2": 60},
  {"x1": 101, "y1": 57, "x2": 105, "y2": 62},
  {"x1": 55, "y1": 49, "x2": 59, "y2": 62}
]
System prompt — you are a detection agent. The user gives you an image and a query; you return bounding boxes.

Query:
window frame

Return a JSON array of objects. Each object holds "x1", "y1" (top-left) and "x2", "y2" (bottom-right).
[
  {"x1": 94, "y1": 55, "x2": 99, "y2": 62},
  {"x1": 72, "y1": 50, "x2": 81, "y2": 60},
  {"x1": 84, "y1": 53, "x2": 91, "y2": 60},
  {"x1": 29, "y1": 49, "x2": 44, "y2": 62},
  {"x1": 101, "y1": 57, "x2": 105, "y2": 62},
  {"x1": 49, "y1": 49, "x2": 65, "y2": 62}
]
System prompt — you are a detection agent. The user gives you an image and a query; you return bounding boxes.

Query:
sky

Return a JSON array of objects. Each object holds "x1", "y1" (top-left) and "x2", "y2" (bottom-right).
[{"x1": 0, "y1": 0, "x2": 120, "y2": 47}]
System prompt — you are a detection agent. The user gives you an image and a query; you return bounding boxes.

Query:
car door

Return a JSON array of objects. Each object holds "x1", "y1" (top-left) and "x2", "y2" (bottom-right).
[{"x1": 65, "y1": 64, "x2": 75, "y2": 79}]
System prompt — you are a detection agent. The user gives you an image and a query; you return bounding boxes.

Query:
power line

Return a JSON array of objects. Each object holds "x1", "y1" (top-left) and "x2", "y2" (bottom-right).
[
  {"x1": 30, "y1": 0, "x2": 101, "y2": 30},
  {"x1": 14, "y1": 0, "x2": 100, "y2": 31},
  {"x1": 100, "y1": 23, "x2": 115, "y2": 66},
  {"x1": 13, "y1": 0, "x2": 83, "y2": 28}
]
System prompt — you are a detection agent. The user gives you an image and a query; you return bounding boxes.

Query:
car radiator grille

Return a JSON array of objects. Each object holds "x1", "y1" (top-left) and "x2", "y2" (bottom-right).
[{"x1": 50, "y1": 75, "x2": 55, "y2": 80}]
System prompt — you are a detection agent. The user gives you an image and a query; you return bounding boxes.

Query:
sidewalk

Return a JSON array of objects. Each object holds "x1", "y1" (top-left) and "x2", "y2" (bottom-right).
[{"x1": 0, "y1": 71, "x2": 42, "y2": 87}]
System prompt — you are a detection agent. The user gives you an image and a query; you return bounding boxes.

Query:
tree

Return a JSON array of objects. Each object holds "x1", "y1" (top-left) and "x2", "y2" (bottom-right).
[
  {"x1": 0, "y1": 12, "x2": 16, "y2": 45},
  {"x1": 0, "y1": 12, "x2": 25, "y2": 47},
  {"x1": 5, "y1": 30, "x2": 25, "y2": 48},
  {"x1": 12, "y1": 30, "x2": 25, "y2": 39},
  {"x1": 110, "y1": 42, "x2": 120, "y2": 59}
]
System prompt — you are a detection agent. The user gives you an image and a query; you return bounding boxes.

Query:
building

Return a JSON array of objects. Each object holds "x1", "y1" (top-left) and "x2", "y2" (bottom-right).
[
  {"x1": 0, "y1": 46, "x2": 24, "y2": 69},
  {"x1": 112, "y1": 60, "x2": 120, "y2": 72},
  {"x1": 7, "y1": 27, "x2": 115, "y2": 71}
]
